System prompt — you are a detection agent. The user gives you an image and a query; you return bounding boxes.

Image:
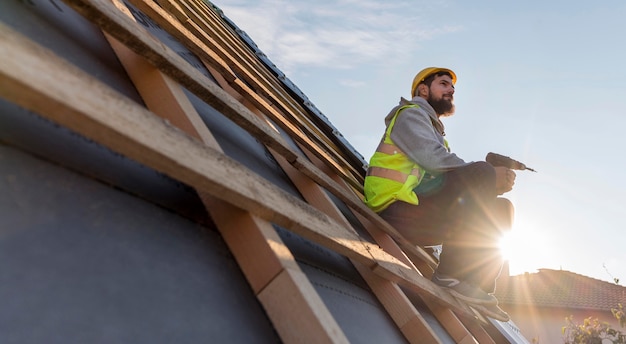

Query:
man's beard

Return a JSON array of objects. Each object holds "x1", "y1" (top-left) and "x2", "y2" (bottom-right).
[{"x1": 428, "y1": 95, "x2": 455, "y2": 117}]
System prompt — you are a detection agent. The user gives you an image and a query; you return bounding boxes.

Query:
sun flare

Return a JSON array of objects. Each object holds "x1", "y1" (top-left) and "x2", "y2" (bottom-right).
[
  {"x1": 499, "y1": 231, "x2": 516, "y2": 261},
  {"x1": 499, "y1": 222, "x2": 552, "y2": 276}
]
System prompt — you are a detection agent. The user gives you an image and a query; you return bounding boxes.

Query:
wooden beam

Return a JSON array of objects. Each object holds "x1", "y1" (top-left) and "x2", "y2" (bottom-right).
[
  {"x1": 354, "y1": 263, "x2": 442, "y2": 344},
  {"x1": 458, "y1": 313, "x2": 497, "y2": 344},
  {"x1": 208, "y1": 200, "x2": 348, "y2": 343}
]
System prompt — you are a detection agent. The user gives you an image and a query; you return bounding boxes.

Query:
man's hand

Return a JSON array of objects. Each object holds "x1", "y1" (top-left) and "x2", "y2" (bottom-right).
[{"x1": 495, "y1": 166, "x2": 516, "y2": 195}]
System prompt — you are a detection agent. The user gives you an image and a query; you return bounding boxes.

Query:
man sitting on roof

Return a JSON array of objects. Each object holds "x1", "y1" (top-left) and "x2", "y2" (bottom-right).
[{"x1": 363, "y1": 67, "x2": 515, "y2": 322}]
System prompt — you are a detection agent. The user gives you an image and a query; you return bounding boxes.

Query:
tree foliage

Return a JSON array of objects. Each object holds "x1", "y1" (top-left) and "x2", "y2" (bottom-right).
[{"x1": 562, "y1": 304, "x2": 625, "y2": 344}]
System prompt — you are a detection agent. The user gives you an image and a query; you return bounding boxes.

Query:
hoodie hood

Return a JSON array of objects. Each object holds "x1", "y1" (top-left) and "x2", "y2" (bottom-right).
[{"x1": 384, "y1": 97, "x2": 445, "y2": 136}]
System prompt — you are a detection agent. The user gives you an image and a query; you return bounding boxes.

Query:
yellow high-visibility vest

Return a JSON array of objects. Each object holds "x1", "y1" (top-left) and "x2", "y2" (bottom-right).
[{"x1": 364, "y1": 105, "x2": 425, "y2": 213}]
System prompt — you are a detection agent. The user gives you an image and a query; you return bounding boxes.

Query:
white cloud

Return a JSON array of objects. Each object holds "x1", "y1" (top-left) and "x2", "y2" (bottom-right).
[{"x1": 214, "y1": 0, "x2": 463, "y2": 73}]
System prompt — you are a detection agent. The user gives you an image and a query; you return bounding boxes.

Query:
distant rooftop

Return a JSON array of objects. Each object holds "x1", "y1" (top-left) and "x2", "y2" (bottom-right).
[{"x1": 496, "y1": 269, "x2": 626, "y2": 311}]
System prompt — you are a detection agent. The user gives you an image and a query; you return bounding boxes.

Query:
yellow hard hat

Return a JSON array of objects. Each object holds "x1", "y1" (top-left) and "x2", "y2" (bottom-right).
[{"x1": 411, "y1": 67, "x2": 457, "y2": 97}]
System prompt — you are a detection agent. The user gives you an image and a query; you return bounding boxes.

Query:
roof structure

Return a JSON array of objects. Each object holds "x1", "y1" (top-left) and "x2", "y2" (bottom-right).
[
  {"x1": 496, "y1": 269, "x2": 626, "y2": 311},
  {"x1": 0, "y1": 0, "x2": 531, "y2": 342}
]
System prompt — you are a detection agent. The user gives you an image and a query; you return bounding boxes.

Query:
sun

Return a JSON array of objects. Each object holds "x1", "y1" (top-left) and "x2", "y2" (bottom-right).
[
  {"x1": 499, "y1": 230, "x2": 517, "y2": 261},
  {"x1": 499, "y1": 222, "x2": 552, "y2": 275}
]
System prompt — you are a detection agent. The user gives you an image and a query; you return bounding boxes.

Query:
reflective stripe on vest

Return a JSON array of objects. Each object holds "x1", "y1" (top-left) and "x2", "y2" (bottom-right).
[
  {"x1": 366, "y1": 142, "x2": 422, "y2": 183},
  {"x1": 366, "y1": 166, "x2": 422, "y2": 184}
]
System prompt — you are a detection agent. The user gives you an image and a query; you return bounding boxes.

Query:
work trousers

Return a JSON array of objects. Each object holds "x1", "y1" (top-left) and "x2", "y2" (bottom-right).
[{"x1": 380, "y1": 162, "x2": 513, "y2": 293}]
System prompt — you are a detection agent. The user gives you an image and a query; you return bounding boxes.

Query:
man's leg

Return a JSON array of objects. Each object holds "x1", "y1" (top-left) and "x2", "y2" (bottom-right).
[
  {"x1": 478, "y1": 198, "x2": 514, "y2": 293},
  {"x1": 379, "y1": 196, "x2": 447, "y2": 248},
  {"x1": 433, "y1": 162, "x2": 510, "y2": 294},
  {"x1": 435, "y1": 162, "x2": 496, "y2": 278},
  {"x1": 380, "y1": 162, "x2": 513, "y2": 304}
]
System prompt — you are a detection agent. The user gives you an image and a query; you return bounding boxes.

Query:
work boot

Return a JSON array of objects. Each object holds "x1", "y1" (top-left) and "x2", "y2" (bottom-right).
[
  {"x1": 431, "y1": 271, "x2": 498, "y2": 305},
  {"x1": 471, "y1": 303, "x2": 510, "y2": 322}
]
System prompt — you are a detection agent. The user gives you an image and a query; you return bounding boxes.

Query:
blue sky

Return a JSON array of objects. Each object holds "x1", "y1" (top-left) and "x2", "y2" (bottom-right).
[{"x1": 213, "y1": 0, "x2": 626, "y2": 284}]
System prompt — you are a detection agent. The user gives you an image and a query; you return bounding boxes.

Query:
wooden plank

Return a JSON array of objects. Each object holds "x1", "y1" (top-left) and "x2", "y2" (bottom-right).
[
  {"x1": 425, "y1": 300, "x2": 481, "y2": 344},
  {"x1": 210, "y1": 201, "x2": 348, "y2": 343},
  {"x1": 354, "y1": 263, "x2": 442, "y2": 344},
  {"x1": 402, "y1": 316, "x2": 444, "y2": 344},
  {"x1": 0, "y1": 20, "x2": 469, "y2": 318},
  {"x1": 257, "y1": 266, "x2": 348, "y2": 343},
  {"x1": 103, "y1": 37, "x2": 217, "y2": 146},
  {"x1": 205, "y1": 198, "x2": 299, "y2": 292},
  {"x1": 458, "y1": 313, "x2": 497, "y2": 344},
  {"x1": 101, "y1": 8, "x2": 347, "y2": 340}
]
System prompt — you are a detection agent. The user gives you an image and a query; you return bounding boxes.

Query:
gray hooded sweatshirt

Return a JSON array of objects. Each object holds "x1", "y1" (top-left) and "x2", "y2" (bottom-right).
[{"x1": 385, "y1": 96, "x2": 469, "y2": 173}]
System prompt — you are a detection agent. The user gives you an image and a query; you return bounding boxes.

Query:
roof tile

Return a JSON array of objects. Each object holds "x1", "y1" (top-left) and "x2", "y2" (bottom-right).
[{"x1": 495, "y1": 269, "x2": 626, "y2": 311}]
